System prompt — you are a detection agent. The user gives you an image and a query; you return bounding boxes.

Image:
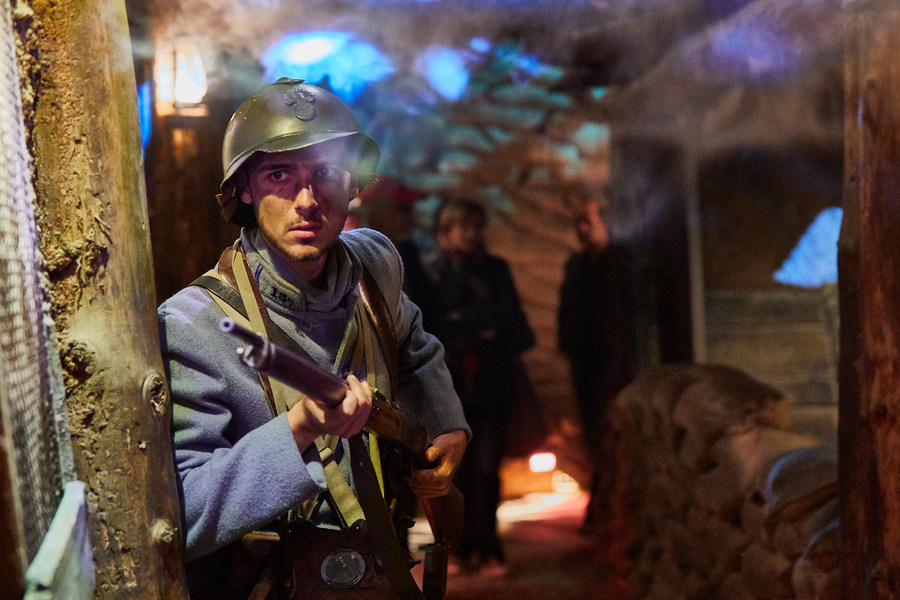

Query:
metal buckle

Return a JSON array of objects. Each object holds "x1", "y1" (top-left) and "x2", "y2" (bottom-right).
[{"x1": 320, "y1": 549, "x2": 366, "y2": 588}]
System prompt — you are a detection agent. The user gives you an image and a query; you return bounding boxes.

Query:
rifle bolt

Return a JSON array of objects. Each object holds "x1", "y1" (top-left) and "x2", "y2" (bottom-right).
[{"x1": 349, "y1": 519, "x2": 368, "y2": 536}]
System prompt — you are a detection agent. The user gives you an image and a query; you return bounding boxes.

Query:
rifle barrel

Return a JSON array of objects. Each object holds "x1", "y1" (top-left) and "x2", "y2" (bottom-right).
[
  {"x1": 219, "y1": 317, "x2": 349, "y2": 407},
  {"x1": 219, "y1": 317, "x2": 264, "y2": 346}
]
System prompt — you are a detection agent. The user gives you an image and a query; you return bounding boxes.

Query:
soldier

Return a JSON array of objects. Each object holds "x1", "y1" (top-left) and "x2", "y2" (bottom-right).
[
  {"x1": 421, "y1": 199, "x2": 535, "y2": 577},
  {"x1": 158, "y1": 78, "x2": 470, "y2": 599},
  {"x1": 558, "y1": 200, "x2": 640, "y2": 536}
]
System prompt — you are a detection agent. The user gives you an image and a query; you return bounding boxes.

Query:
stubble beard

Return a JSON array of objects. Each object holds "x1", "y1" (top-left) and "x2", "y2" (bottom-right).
[{"x1": 260, "y1": 226, "x2": 334, "y2": 270}]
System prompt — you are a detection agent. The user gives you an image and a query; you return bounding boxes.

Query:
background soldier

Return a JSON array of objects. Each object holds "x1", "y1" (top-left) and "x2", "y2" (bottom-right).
[
  {"x1": 421, "y1": 199, "x2": 535, "y2": 577},
  {"x1": 557, "y1": 200, "x2": 640, "y2": 536}
]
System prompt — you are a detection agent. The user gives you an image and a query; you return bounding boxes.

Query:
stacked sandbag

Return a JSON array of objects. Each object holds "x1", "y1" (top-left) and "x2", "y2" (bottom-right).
[
  {"x1": 764, "y1": 444, "x2": 840, "y2": 600},
  {"x1": 612, "y1": 364, "x2": 839, "y2": 599}
]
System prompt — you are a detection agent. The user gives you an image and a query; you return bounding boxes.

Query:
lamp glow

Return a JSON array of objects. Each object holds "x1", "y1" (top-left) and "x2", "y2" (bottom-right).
[
  {"x1": 154, "y1": 38, "x2": 208, "y2": 116},
  {"x1": 528, "y1": 452, "x2": 557, "y2": 473},
  {"x1": 155, "y1": 49, "x2": 174, "y2": 105},
  {"x1": 173, "y1": 41, "x2": 208, "y2": 104}
]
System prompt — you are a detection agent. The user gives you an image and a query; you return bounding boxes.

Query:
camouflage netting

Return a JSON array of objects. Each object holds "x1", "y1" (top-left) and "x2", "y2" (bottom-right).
[{"x1": 0, "y1": 2, "x2": 74, "y2": 562}]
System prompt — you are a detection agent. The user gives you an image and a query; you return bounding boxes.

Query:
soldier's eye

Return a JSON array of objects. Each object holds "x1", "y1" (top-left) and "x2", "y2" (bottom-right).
[{"x1": 316, "y1": 166, "x2": 349, "y2": 186}]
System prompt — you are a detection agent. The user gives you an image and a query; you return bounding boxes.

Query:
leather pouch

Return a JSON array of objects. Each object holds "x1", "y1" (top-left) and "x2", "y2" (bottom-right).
[{"x1": 282, "y1": 522, "x2": 399, "y2": 600}]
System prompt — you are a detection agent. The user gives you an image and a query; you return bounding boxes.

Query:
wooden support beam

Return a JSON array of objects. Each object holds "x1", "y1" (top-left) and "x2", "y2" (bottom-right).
[
  {"x1": 840, "y1": 3, "x2": 900, "y2": 598},
  {"x1": 25, "y1": 0, "x2": 189, "y2": 597}
]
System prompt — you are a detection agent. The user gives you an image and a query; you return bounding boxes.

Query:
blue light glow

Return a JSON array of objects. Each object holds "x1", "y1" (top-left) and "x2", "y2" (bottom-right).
[
  {"x1": 284, "y1": 32, "x2": 349, "y2": 64},
  {"x1": 137, "y1": 80, "x2": 152, "y2": 156},
  {"x1": 490, "y1": 41, "x2": 561, "y2": 85},
  {"x1": 708, "y1": 23, "x2": 794, "y2": 80},
  {"x1": 571, "y1": 123, "x2": 610, "y2": 152},
  {"x1": 470, "y1": 38, "x2": 491, "y2": 54},
  {"x1": 415, "y1": 46, "x2": 470, "y2": 101},
  {"x1": 775, "y1": 207, "x2": 842, "y2": 287},
  {"x1": 261, "y1": 32, "x2": 394, "y2": 102}
]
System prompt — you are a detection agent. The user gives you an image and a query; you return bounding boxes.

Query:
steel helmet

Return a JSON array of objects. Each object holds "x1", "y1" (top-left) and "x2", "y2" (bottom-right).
[{"x1": 216, "y1": 78, "x2": 380, "y2": 227}]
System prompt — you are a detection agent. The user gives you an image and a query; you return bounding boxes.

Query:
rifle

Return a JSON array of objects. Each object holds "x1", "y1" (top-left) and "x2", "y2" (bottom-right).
[{"x1": 219, "y1": 317, "x2": 463, "y2": 600}]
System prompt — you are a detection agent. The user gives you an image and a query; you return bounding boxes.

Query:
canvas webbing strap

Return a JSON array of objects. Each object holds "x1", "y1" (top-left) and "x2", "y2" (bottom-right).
[
  {"x1": 199, "y1": 275, "x2": 280, "y2": 418},
  {"x1": 232, "y1": 242, "x2": 306, "y2": 418},
  {"x1": 310, "y1": 301, "x2": 388, "y2": 526},
  {"x1": 349, "y1": 431, "x2": 424, "y2": 600},
  {"x1": 314, "y1": 435, "x2": 366, "y2": 527},
  {"x1": 354, "y1": 307, "x2": 386, "y2": 496},
  {"x1": 193, "y1": 271, "x2": 303, "y2": 419},
  {"x1": 231, "y1": 241, "x2": 271, "y2": 345}
]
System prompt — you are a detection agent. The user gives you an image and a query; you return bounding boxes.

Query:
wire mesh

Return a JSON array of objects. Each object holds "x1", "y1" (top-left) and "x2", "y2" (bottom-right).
[{"x1": 0, "y1": 4, "x2": 75, "y2": 562}]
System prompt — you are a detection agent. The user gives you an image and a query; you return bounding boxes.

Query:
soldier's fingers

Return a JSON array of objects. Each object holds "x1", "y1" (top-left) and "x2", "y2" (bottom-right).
[{"x1": 424, "y1": 445, "x2": 443, "y2": 463}]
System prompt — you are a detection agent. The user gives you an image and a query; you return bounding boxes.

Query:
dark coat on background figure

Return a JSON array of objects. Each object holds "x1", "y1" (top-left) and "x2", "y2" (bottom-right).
[
  {"x1": 423, "y1": 250, "x2": 535, "y2": 564},
  {"x1": 558, "y1": 243, "x2": 640, "y2": 454}
]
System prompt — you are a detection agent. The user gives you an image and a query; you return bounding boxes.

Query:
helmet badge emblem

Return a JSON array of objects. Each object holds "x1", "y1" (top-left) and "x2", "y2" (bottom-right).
[{"x1": 282, "y1": 87, "x2": 317, "y2": 122}]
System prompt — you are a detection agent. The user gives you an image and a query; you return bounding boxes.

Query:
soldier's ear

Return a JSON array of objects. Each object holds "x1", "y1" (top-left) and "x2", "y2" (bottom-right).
[{"x1": 234, "y1": 169, "x2": 253, "y2": 205}]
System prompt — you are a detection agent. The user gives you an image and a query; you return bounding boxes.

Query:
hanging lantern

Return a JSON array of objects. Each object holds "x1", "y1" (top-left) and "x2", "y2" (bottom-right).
[{"x1": 154, "y1": 38, "x2": 208, "y2": 117}]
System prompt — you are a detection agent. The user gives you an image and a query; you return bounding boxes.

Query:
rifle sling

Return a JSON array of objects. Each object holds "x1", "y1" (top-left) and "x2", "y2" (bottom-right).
[
  {"x1": 349, "y1": 433, "x2": 424, "y2": 600},
  {"x1": 355, "y1": 263, "x2": 399, "y2": 398}
]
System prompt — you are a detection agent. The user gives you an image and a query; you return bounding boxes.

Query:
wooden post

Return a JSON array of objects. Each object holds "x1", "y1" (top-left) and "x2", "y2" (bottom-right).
[
  {"x1": 840, "y1": 2, "x2": 900, "y2": 597},
  {"x1": 23, "y1": 0, "x2": 188, "y2": 597},
  {"x1": 682, "y1": 141, "x2": 707, "y2": 364}
]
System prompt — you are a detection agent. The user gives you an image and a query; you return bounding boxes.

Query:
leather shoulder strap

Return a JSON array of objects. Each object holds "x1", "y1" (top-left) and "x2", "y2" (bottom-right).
[
  {"x1": 191, "y1": 270, "x2": 303, "y2": 363},
  {"x1": 357, "y1": 265, "x2": 399, "y2": 399},
  {"x1": 191, "y1": 274, "x2": 248, "y2": 320},
  {"x1": 191, "y1": 246, "x2": 302, "y2": 417}
]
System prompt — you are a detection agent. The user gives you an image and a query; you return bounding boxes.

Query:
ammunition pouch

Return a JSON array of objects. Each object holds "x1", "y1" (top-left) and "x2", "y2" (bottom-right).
[{"x1": 280, "y1": 521, "x2": 398, "y2": 600}]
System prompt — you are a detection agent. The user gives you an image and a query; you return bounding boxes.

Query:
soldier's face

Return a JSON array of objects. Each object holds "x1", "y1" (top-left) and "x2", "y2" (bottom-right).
[
  {"x1": 439, "y1": 219, "x2": 484, "y2": 258},
  {"x1": 241, "y1": 140, "x2": 357, "y2": 282}
]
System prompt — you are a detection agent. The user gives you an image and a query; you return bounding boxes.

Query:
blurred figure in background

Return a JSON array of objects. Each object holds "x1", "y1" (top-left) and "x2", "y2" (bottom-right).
[
  {"x1": 422, "y1": 199, "x2": 535, "y2": 577},
  {"x1": 558, "y1": 199, "x2": 641, "y2": 537},
  {"x1": 350, "y1": 175, "x2": 431, "y2": 308}
]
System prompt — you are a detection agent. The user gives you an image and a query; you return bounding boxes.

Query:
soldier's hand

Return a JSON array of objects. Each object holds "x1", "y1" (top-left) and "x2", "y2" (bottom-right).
[
  {"x1": 286, "y1": 374, "x2": 372, "y2": 451},
  {"x1": 408, "y1": 429, "x2": 468, "y2": 498}
]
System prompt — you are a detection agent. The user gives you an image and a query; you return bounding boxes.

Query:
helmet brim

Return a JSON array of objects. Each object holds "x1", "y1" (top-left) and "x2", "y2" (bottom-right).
[{"x1": 222, "y1": 131, "x2": 379, "y2": 188}]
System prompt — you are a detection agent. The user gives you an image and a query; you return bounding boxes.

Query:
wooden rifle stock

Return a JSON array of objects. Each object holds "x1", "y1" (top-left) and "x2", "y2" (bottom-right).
[
  {"x1": 220, "y1": 317, "x2": 464, "y2": 598},
  {"x1": 220, "y1": 317, "x2": 432, "y2": 459}
]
